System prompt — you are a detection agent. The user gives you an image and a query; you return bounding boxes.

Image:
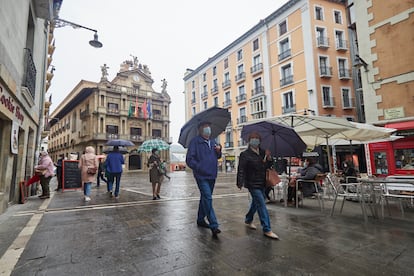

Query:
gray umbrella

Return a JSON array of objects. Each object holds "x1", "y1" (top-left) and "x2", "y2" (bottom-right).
[
  {"x1": 178, "y1": 106, "x2": 231, "y2": 148},
  {"x1": 106, "y1": 139, "x2": 134, "y2": 147}
]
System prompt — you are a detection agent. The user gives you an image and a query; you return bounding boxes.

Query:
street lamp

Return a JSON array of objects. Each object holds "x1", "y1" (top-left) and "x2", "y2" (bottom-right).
[{"x1": 53, "y1": 17, "x2": 103, "y2": 48}]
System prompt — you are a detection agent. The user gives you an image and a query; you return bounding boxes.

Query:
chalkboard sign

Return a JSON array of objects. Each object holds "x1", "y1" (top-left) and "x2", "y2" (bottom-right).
[{"x1": 62, "y1": 160, "x2": 82, "y2": 191}]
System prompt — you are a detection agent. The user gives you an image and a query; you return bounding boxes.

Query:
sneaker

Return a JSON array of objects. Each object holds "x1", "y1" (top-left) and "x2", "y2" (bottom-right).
[
  {"x1": 115, "y1": 195, "x2": 119, "y2": 199},
  {"x1": 211, "y1": 228, "x2": 221, "y2": 237},
  {"x1": 245, "y1": 222, "x2": 257, "y2": 230},
  {"x1": 156, "y1": 194, "x2": 161, "y2": 199},
  {"x1": 39, "y1": 195, "x2": 50, "y2": 199},
  {"x1": 84, "y1": 196, "x2": 91, "y2": 202}
]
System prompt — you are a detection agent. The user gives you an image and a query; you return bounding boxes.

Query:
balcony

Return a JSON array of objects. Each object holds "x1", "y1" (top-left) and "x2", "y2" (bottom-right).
[
  {"x1": 107, "y1": 109, "x2": 120, "y2": 115},
  {"x1": 130, "y1": 135, "x2": 144, "y2": 142},
  {"x1": 201, "y1": 91, "x2": 208, "y2": 99},
  {"x1": 250, "y1": 63, "x2": 263, "y2": 75},
  {"x1": 22, "y1": 48, "x2": 37, "y2": 99},
  {"x1": 235, "y1": 72, "x2": 246, "y2": 83},
  {"x1": 251, "y1": 86, "x2": 264, "y2": 97},
  {"x1": 278, "y1": 49, "x2": 291, "y2": 61},
  {"x1": 222, "y1": 80, "x2": 231, "y2": 89},
  {"x1": 223, "y1": 99, "x2": 232, "y2": 108},
  {"x1": 282, "y1": 104, "x2": 296, "y2": 114},
  {"x1": 238, "y1": 140, "x2": 248, "y2": 147},
  {"x1": 280, "y1": 75, "x2": 294, "y2": 86},
  {"x1": 236, "y1": 93, "x2": 247, "y2": 104},
  {"x1": 237, "y1": 116, "x2": 248, "y2": 124},
  {"x1": 343, "y1": 98, "x2": 355, "y2": 109},
  {"x1": 339, "y1": 68, "x2": 351, "y2": 80},
  {"x1": 107, "y1": 133, "x2": 119, "y2": 140},
  {"x1": 322, "y1": 97, "x2": 336, "y2": 108},
  {"x1": 336, "y1": 39, "x2": 348, "y2": 51},
  {"x1": 191, "y1": 98, "x2": 196, "y2": 104},
  {"x1": 317, "y1": 36, "x2": 329, "y2": 48},
  {"x1": 80, "y1": 109, "x2": 90, "y2": 119},
  {"x1": 320, "y1": 66, "x2": 333, "y2": 78},
  {"x1": 210, "y1": 86, "x2": 219, "y2": 95}
]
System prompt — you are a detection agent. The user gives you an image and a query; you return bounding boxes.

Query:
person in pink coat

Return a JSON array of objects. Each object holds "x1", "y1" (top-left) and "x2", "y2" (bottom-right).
[
  {"x1": 35, "y1": 151, "x2": 55, "y2": 199},
  {"x1": 78, "y1": 146, "x2": 99, "y2": 202}
]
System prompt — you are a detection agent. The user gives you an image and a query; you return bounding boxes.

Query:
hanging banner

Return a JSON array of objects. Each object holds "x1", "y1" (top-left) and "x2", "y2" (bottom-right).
[{"x1": 11, "y1": 121, "x2": 19, "y2": 154}]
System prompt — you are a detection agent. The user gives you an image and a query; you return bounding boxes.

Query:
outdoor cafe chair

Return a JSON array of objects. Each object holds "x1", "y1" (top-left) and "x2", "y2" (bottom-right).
[
  {"x1": 381, "y1": 176, "x2": 414, "y2": 218},
  {"x1": 296, "y1": 173, "x2": 326, "y2": 211},
  {"x1": 327, "y1": 174, "x2": 368, "y2": 221}
]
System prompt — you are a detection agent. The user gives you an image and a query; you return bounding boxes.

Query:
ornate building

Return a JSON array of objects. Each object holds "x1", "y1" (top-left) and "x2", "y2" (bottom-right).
[{"x1": 48, "y1": 57, "x2": 171, "y2": 170}]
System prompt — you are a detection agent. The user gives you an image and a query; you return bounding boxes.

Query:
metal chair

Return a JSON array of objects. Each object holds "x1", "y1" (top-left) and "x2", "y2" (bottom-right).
[
  {"x1": 295, "y1": 173, "x2": 326, "y2": 211},
  {"x1": 381, "y1": 176, "x2": 414, "y2": 218}
]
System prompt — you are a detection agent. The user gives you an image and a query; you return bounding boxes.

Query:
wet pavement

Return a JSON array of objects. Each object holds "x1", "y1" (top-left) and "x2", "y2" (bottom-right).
[{"x1": 1, "y1": 171, "x2": 414, "y2": 275}]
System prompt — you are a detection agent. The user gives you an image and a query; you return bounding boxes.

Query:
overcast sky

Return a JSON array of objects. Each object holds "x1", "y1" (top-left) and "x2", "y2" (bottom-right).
[{"x1": 49, "y1": 0, "x2": 286, "y2": 142}]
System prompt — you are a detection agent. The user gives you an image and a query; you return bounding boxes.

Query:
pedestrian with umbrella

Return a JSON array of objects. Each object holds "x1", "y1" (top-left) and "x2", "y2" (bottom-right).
[
  {"x1": 148, "y1": 148, "x2": 163, "y2": 200},
  {"x1": 186, "y1": 121, "x2": 224, "y2": 238},
  {"x1": 105, "y1": 146, "x2": 125, "y2": 199},
  {"x1": 237, "y1": 131, "x2": 279, "y2": 240}
]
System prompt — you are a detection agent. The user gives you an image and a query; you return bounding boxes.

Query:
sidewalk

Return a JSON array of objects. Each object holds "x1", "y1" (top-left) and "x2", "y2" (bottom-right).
[{"x1": 1, "y1": 171, "x2": 414, "y2": 275}]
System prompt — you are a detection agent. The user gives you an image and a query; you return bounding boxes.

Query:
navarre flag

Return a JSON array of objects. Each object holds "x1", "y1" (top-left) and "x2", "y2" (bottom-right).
[
  {"x1": 128, "y1": 102, "x2": 133, "y2": 117},
  {"x1": 142, "y1": 99, "x2": 147, "y2": 119}
]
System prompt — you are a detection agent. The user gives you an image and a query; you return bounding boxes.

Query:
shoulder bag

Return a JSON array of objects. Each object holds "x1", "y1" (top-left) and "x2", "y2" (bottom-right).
[{"x1": 266, "y1": 169, "x2": 281, "y2": 187}]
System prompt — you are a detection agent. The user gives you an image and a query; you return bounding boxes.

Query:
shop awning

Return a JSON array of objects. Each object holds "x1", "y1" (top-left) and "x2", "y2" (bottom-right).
[{"x1": 385, "y1": 120, "x2": 414, "y2": 130}]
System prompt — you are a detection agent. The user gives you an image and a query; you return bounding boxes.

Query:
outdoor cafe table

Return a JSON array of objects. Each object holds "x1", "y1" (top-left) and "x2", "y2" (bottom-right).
[{"x1": 357, "y1": 178, "x2": 414, "y2": 219}]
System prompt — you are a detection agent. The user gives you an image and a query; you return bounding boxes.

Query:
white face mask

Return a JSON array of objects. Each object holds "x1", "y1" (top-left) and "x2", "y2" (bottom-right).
[
  {"x1": 202, "y1": 126, "x2": 211, "y2": 137},
  {"x1": 249, "y1": 138, "x2": 260, "y2": 147}
]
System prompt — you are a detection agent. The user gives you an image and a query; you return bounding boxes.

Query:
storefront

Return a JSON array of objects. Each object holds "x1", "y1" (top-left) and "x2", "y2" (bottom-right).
[{"x1": 368, "y1": 120, "x2": 414, "y2": 176}]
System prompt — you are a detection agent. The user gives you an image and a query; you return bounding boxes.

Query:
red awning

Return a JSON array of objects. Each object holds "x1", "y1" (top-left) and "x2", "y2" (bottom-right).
[{"x1": 385, "y1": 120, "x2": 414, "y2": 130}]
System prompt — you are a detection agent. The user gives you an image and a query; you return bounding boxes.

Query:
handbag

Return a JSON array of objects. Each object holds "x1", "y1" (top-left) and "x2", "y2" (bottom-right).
[
  {"x1": 266, "y1": 169, "x2": 281, "y2": 187},
  {"x1": 35, "y1": 168, "x2": 47, "y2": 176},
  {"x1": 87, "y1": 167, "x2": 97, "y2": 175}
]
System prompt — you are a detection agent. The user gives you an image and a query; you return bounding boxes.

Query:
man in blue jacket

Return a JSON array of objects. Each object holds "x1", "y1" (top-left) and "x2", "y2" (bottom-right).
[
  {"x1": 186, "y1": 121, "x2": 222, "y2": 237},
  {"x1": 105, "y1": 146, "x2": 125, "y2": 199}
]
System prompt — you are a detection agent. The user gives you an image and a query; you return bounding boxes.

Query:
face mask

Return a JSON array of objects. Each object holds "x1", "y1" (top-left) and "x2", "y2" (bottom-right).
[
  {"x1": 155, "y1": 151, "x2": 159, "y2": 155},
  {"x1": 249, "y1": 138, "x2": 260, "y2": 147},
  {"x1": 202, "y1": 126, "x2": 211, "y2": 137}
]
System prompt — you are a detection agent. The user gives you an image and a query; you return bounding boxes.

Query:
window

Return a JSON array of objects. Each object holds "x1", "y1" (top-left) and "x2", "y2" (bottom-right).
[
  {"x1": 203, "y1": 73, "x2": 206, "y2": 82},
  {"x1": 224, "y1": 91, "x2": 231, "y2": 107},
  {"x1": 152, "y1": 129, "x2": 162, "y2": 138},
  {"x1": 106, "y1": 125, "x2": 118, "y2": 134},
  {"x1": 394, "y1": 148, "x2": 414, "y2": 170},
  {"x1": 253, "y1": 38, "x2": 259, "y2": 51},
  {"x1": 130, "y1": 127, "x2": 142, "y2": 136},
  {"x1": 213, "y1": 66, "x2": 217, "y2": 76},
  {"x1": 238, "y1": 85, "x2": 245, "y2": 96},
  {"x1": 280, "y1": 64, "x2": 293, "y2": 86},
  {"x1": 322, "y1": 86, "x2": 332, "y2": 106},
  {"x1": 107, "y1": 103, "x2": 119, "y2": 113},
  {"x1": 253, "y1": 55, "x2": 261, "y2": 66},
  {"x1": 224, "y1": 58, "x2": 228, "y2": 69},
  {"x1": 237, "y1": 64, "x2": 244, "y2": 74},
  {"x1": 250, "y1": 97, "x2": 266, "y2": 119},
  {"x1": 338, "y1": 58, "x2": 349, "y2": 78},
  {"x1": 319, "y1": 56, "x2": 330, "y2": 75},
  {"x1": 279, "y1": 38, "x2": 291, "y2": 61},
  {"x1": 238, "y1": 107, "x2": 247, "y2": 124},
  {"x1": 237, "y1": 49, "x2": 243, "y2": 61},
  {"x1": 279, "y1": 20, "x2": 287, "y2": 36},
  {"x1": 203, "y1": 85, "x2": 207, "y2": 94},
  {"x1": 192, "y1": 80, "x2": 195, "y2": 88},
  {"x1": 342, "y1": 88, "x2": 352, "y2": 108},
  {"x1": 283, "y1": 91, "x2": 295, "y2": 113},
  {"x1": 335, "y1": 30, "x2": 346, "y2": 49},
  {"x1": 191, "y1": 91, "x2": 196, "y2": 103},
  {"x1": 213, "y1": 79, "x2": 218, "y2": 89},
  {"x1": 203, "y1": 101, "x2": 208, "y2": 110},
  {"x1": 192, "y1": 106, "x2": 196, "y2": 115},
  {"x1": 315, "y1": 6, "x2": 323, "y2": 20},
  {"x1": 316, "y1": 27, "x2": 328, "y2": 47},
  {"x1": 334, "y1": 10, "x2": 342, "y2": 24},
  {"x1": 224, "y1": 72, "x2": 230, "y2": 81},
  {"x1": 213, "y1": 97, "x2": 218, "y2": 106}
]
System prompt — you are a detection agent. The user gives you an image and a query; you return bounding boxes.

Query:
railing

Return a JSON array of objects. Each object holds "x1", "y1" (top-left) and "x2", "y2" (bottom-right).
[
  {"x1": 250, "y1": 63, "x2": 263, "y2": 75},
  {"x1": 80, "y1": 109, "x2": 90, "y2": 119},
  {"x1": 339, "y1": 68, "x2": 351, "y2": 79},
  {"x1": 251, "y1": 86, "x2": 264, "y2": 96},
  {"x1": 278, "y1": 49, "x2": 291, "y2": 61},
  {"x1": 224, "y1": 142, "x2": 234, "y2": 148},
  {"x1": 107, "y1": 133, "x2": 119, "y2": 139},
  {"x1": 320, "y1": 66, "x2": 333, "y2": 77},
  {"x1": 107, "y1": 109, "x2": 119, "y2": 115},
  {"x1": 23, "y1": 48, "x2": 37, "y2": 99},
  {"x1": 223, "y1": 99, "x2": 232, "y2": 107},
  {"x1": 210, "y1": 86, "x2": 219, "y2": 95},
  {"x1": 201, "y1": 91, "x2": 208, "y2": 99},
  {"x1": 236, "y1": 93, "x2": 247, "y2": 103},
  {"x1": 280, "y1": 75, "x2": 294, "y2": 86},
  {"x1": 323, "y1": 97, "x2": 335, "y2": 108},
  {"x1": 317, "y1": 36, "x2": 329, "y2": 48},
  {"x1": 237, "y1": 116, "x2": 247, "y2": 124},
  {"x1": 342, "y1": 98, "x2": 355, "y2": 109},
  {"x1": 222, "y1": 80, "x2": 231, "y2": 89},
  {"x1": 130, "y1": 135, "x2": 144, "y2": 142},
  {"x1": 235, "y1": 72, "x2": 246, "y2": 82},
  {"x1": 282, "y1": 104, "x2": 296, "y2": 114},
  {"x1": 336, "y1": 39, "x2": 348, "y2": 50}
]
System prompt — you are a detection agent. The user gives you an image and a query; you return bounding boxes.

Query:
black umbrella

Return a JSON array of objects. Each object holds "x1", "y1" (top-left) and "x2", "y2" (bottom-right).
[
  {"x1": 103, "y1": 146, "x2": 129, "y2": 154},
  {"x1": 106, "y1": 139, "x2": 134, "y2": 147},
  {"x1": 241, "y1": 120, "x2": 306, "y2": 157},
  {"x1": 178, "y1": 107, "x2": 231, "y2": 148}
]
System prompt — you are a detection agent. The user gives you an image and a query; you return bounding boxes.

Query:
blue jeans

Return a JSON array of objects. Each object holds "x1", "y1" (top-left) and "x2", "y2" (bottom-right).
[
  {"x1": 107, "y1": 172, "x2": 122, "y2": 196},
  {"x1": 196, "y1": 178, "x2": 219, "y2": 230},
  {"x1": 246, "y1": 188, "x2": 271, "y2": 233},
  {"x1": 84, "y1": 182, "x2": 92, "y2": 196}
]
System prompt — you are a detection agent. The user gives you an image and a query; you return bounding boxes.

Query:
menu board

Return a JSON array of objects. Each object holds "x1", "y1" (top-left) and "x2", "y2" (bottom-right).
[{"x1": 62, "y1": 160, "x2": 82, "y2": 190}]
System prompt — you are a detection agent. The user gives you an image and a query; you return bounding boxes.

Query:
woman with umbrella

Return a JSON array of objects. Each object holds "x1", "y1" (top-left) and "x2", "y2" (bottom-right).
[
  {"x1": 237, "y1": 131, "x2": 279, "y2": 240},
  {"x1": 148, "y1": 148, "x2": 163, "y2": 200}
]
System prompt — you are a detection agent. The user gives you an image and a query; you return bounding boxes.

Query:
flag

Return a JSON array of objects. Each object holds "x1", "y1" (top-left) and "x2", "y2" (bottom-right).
[
  {"x1": 147, "y1": 99, "x2": 152, "y2": 119},
  {"x1": 134, "y1": 96, "x2": 138, "y2": 117},
  {"x1": 142, "y1": 99, "x2": 147, "y2": 119},
  {"x1": 128, "y1": 102, "x2": 133, "y2": 117}
]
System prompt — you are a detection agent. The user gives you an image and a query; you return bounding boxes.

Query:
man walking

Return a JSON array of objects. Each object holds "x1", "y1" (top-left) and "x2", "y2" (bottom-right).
[{"x1": 186, "y1": 121, "x2": 222, "y2": 237}]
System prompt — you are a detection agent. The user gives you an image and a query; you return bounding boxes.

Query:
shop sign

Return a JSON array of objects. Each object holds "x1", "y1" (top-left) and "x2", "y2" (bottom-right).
[
  {"x1": 0, "y1": 84, "x2": 24, "y2": 124},
  {"x1": 384, "y1": 107, "x2": 404, "y2": 120},
  {"x1": 225, "y1": 155, "x2": 235, "y2": 161}
]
